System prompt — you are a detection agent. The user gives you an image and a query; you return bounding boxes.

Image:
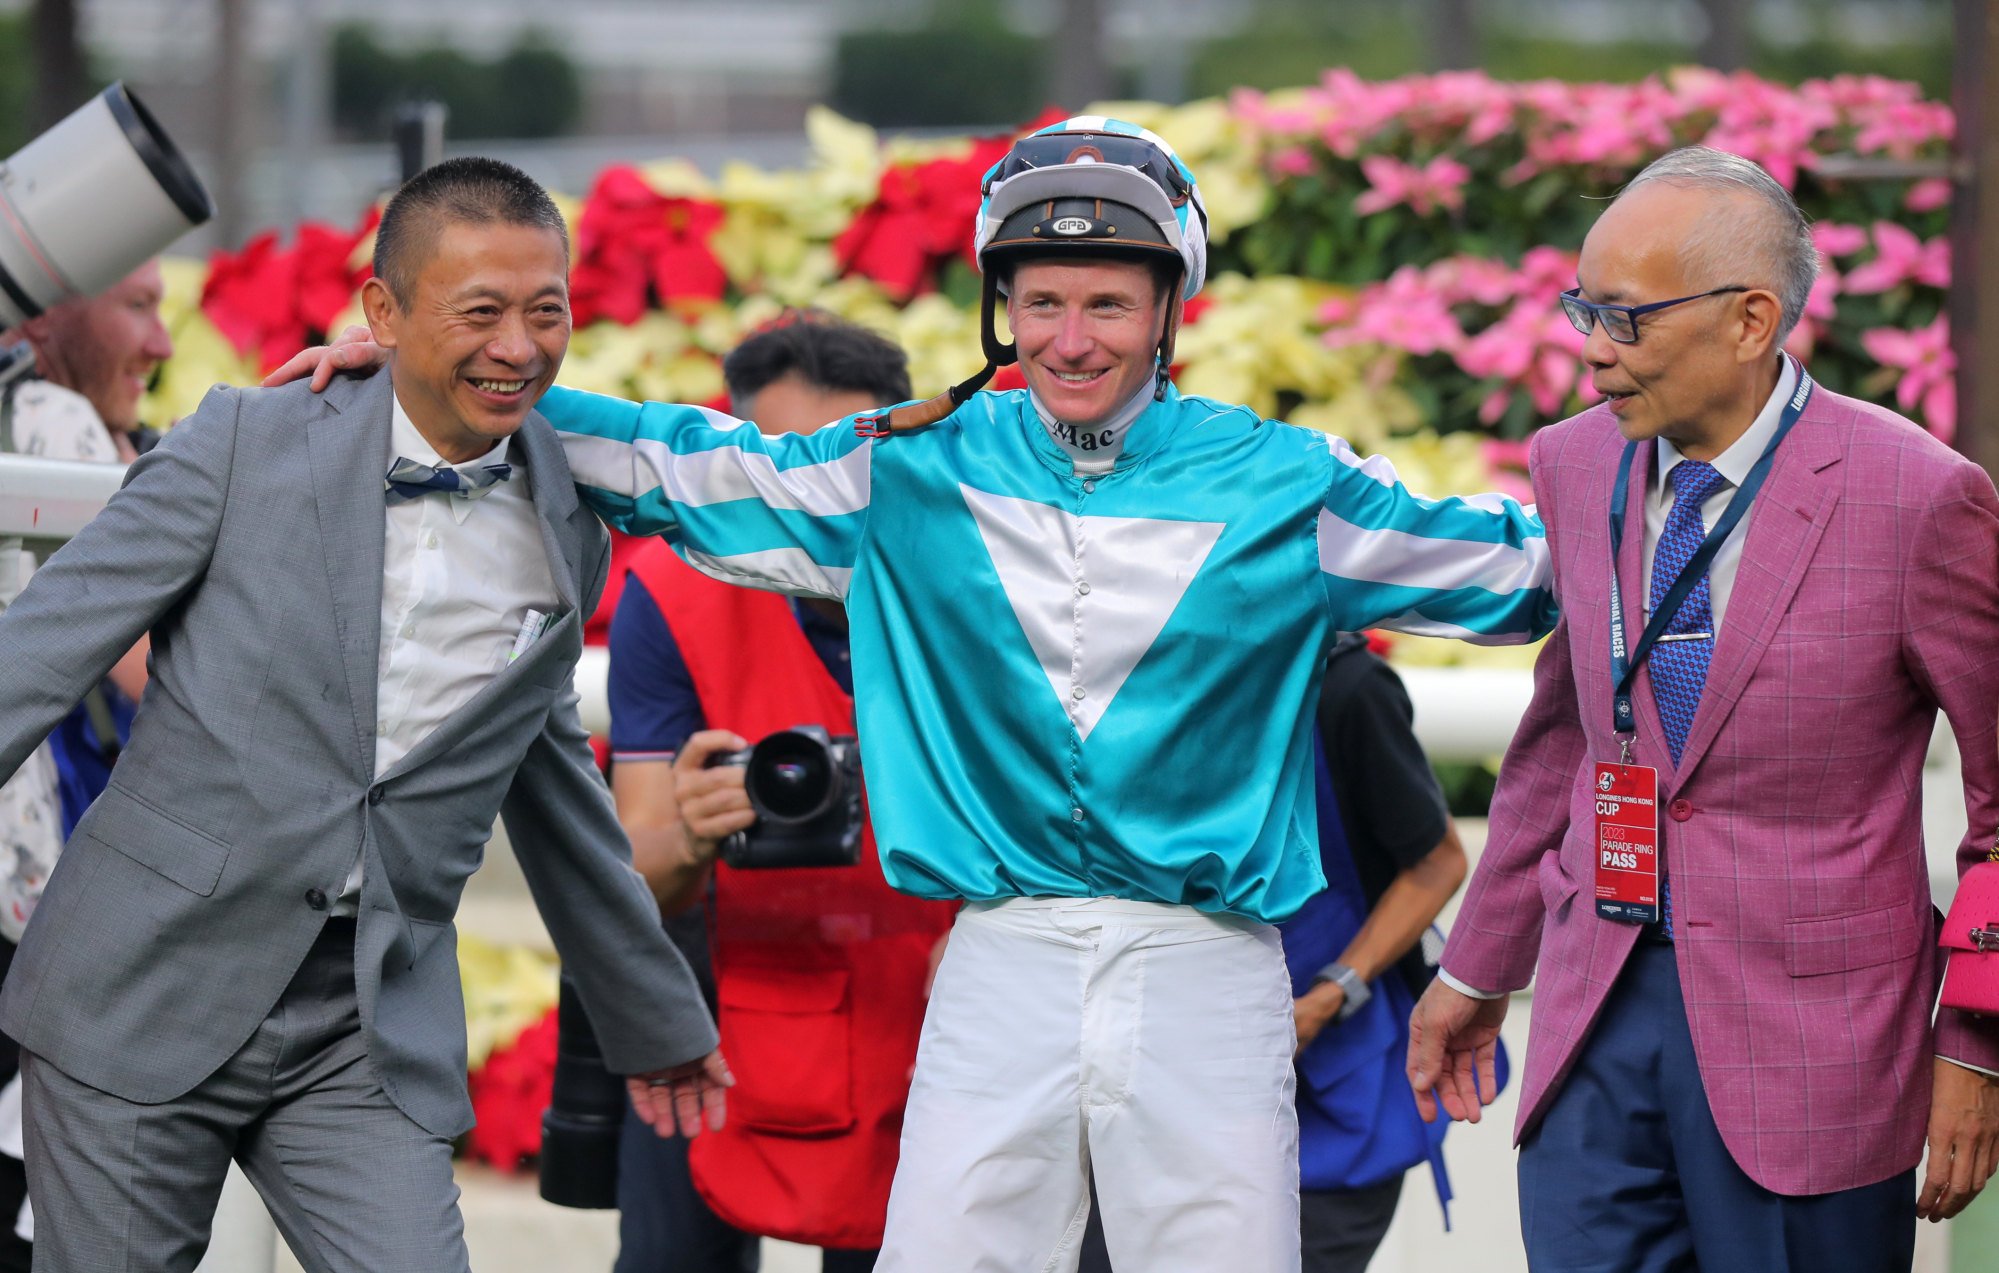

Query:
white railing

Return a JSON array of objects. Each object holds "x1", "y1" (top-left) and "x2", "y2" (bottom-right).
[{"x1": 0, "y1": 456, "x2": 125, "y2": 549}]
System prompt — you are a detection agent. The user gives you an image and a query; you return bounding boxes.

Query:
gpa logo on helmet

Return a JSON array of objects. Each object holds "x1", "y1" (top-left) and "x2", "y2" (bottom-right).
[{"x1": 1052, "y1": 216, "x2": 1094, "y2": 236}]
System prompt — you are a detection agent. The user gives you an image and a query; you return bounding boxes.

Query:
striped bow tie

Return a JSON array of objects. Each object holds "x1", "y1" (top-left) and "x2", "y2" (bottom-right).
[{"x1": 384, "y1": 456, "x2": 513, "y2": 504}]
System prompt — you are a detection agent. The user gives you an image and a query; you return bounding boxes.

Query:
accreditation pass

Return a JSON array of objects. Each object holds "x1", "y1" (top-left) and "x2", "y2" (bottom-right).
[{"x1": 1593, "y1": 761, "x2": 1660, "y2": 924}]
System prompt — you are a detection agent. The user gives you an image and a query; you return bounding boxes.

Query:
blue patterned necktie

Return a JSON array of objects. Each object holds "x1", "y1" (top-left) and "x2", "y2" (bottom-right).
[
  {"x1": 384, "y1": 456, "x2": 513, "y2": 505},
  {"x1": 1647, "y1": 458, "x2": 1726, "y2": 939}
]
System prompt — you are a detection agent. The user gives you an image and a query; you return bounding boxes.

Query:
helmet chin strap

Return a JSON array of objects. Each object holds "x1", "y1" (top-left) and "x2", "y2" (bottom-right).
[
  {"x1": 1153, "y1": 285, "x2": 1185, "y2": 402},
  {"x1": 857, "y1": 270, "x2": 1017, "y2": 438}
]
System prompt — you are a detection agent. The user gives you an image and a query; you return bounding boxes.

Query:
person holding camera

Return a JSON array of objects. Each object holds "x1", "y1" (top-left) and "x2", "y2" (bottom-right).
[{"x1": 608, "y1": 312, "x2": 954, "y2": 1272}]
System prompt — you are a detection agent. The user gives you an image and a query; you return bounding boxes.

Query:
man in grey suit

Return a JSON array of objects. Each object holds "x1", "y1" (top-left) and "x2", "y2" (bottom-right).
[{"x1": 0, "y1": 157, "x2": 728, "y2": 1271}]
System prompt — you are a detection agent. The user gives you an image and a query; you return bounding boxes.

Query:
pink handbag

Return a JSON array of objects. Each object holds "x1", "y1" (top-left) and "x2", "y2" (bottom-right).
[{"x1": 1941, "y1": 861, "x2": 1999, "y2": 1016}]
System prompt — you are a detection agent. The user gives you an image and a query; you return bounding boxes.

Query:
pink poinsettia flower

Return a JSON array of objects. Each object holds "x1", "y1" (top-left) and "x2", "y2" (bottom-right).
[
  {"x1": 1842, "y1": 222, "x2": 1950, "y2": 294},
  {"x1": 1481, "y1": 437, "x2": 1535, "y2": 503},
  {"x1": 1810, "y1": 221, "x2": 1870, "y2": 259},
  {"x1": 1270, "y1": 147, "x2": 1316, "y2": 177},
  {"x1": 1312, "y1": 70, "x2": 1423, "y2": 159},
  {"x1": 1405, "y1": 70, "x2": 1516, "y2": 148},
  {"x1": 1861, "y1": 317, "x2": 1956, "y2": 441},
  {"x1": 1456, "y1": 304, "x2": 1589, "y2": 424},
  {"x1": 1513, "y1": 246, "x2": 1580, "y2": 304},
  {"x1": 1804, "y1": 265, "x2": 1841, "y2": 324},
  {"x1": 1904, "y1": 178, "x2": 1951, "y2": 214},
  {"x1": 1423, "y1": 256, "x2": 1518, "y2": 308},
  {"x1": 1785, "y1": 266, "x2": 1843, "y2": 362},
  {"x1": 1803, "y1": 73, "x2": 1924, "y2": 114},
  {"x1": 1852, "y1": 100, "x2": 1954, "y2": 159},
  {"x1": 1323, "y1": 265, "x2": 1466, "y2": 357},
  {"x1": 1354, "y1": 154, "x2": 1472, "y2": 217}
]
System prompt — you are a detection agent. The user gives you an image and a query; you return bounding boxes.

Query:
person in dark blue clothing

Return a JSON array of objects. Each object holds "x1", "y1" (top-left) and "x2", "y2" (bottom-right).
[{"x1": 607, "y1": 311, "x2": 917, "y2": 1273}]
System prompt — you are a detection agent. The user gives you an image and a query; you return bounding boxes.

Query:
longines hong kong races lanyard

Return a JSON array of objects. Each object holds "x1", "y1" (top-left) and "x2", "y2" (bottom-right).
[
  {"x1": 1605, "y1": 364, "x2": 1814, "y2": 750},
  {"x1": 1592, "y1": 364, "x2": 1811, "y2": 925}
]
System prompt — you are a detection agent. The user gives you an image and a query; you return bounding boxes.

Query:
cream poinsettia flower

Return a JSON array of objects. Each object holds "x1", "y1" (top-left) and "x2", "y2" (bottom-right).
[
  {"x1": 137, "y1": 256, "x2": 259, "y2": 430},
  {"x1": 636, "y1": 158, "x2": 715, "y2": 200},
  {"x1": 806, "y1": 106, "x2": 886, "y2": 208},
  {"x1": 458, "y1": 933, "x2": 559, "y2": 1072}
]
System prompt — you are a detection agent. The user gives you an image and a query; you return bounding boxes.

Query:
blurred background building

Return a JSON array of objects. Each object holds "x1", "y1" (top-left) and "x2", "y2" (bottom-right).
[{"x1": 0, "y1": 0, "x2": 1953, "y2": 249}]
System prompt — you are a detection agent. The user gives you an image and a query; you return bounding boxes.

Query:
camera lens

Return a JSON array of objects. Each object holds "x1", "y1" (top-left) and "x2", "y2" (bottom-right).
[{"x1": 746, "y1": 731, "x2": 836, "y2": 823}]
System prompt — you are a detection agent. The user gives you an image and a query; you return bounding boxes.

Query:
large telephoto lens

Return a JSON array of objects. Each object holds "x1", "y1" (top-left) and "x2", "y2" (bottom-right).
[
  {"x1": 537, "y1": 979, "x2": 624, "y2": 1209},
  {"x1": 0, "y1": 83, "x2": 213, "y2": 327}
]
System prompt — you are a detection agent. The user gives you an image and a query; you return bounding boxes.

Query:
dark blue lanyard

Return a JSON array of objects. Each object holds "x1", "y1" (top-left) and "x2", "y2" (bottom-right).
[{"x1": 1607, "y1": 365, "x2": 1813, "y2": 739}]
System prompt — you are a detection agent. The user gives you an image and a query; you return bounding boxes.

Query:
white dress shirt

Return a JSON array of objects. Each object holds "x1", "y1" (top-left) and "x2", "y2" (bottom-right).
[
  {"x1": 331, "y1": 393, "x2": 559, "y2": 913},
  {"x1": 1640, "y1": 356, "x2": 1799, "y2": 630}
]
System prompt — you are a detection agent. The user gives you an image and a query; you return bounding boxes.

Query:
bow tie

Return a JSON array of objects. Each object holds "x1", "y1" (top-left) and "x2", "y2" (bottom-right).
[{"x1": 384, "y1": 456, "x2": 513, "y2": 504}]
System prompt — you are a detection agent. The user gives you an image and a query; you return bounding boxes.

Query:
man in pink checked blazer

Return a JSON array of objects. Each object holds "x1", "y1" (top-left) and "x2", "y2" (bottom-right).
[{"x1": 1409, "y1": 146, "x2": 1999, "y2": 1272}]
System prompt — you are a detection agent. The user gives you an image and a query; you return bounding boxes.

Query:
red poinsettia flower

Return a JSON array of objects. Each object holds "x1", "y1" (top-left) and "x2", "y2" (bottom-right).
[
  {"x1": 201, "y1": 208, "x2": 378, "y2": 373},
  {"x1": 201, "y1": 231, "x2": 299, "y2": 372},
  {"x1": 836, "y1": 109, "x2": 1067, "y2": 301},
  {"x1": 293, "y1": 205, "x2": 379, "y2": 336},
  {"x1": 571, "y1": 166, "x2": 728, "y2": 327},
  {"x1": 651, "y1": 197, "x2": 728, "y2": 306},
  {"x1": 465, "y1": 1008, "x2": 559, "y2": 1173}
]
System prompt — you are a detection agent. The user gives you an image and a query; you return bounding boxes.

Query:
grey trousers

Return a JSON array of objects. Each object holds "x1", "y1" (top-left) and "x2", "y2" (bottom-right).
[{"x1": 20, "y1": 919, "x2": 468, "y2": 1273}]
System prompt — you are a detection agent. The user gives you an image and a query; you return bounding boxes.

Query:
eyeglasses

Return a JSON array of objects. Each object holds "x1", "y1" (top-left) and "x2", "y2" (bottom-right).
[
  {"x1": 984, "y1": 131, "x2": 1194, "y2": 208},
  {"x1": 1559, "y1": 286, "x2": 1749, "y2": 344}
]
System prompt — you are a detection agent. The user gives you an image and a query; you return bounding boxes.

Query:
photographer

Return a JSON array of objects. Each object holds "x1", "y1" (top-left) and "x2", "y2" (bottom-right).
[{"x1": 607, "y1": 312, "x2": 955, "y2": 1273}]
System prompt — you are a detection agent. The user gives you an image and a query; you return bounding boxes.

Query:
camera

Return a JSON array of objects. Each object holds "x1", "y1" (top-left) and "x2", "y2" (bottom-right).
[
  {"x1": 704, "y1": 725, "x2": 863, "y2": 869},
  {"x1": 0, "y1": 83, "x2": 213, "y2": 328}
]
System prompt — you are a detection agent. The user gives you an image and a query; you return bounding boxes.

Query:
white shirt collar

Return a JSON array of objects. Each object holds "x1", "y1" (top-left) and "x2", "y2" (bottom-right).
[
  {"x1": 388, "y1": 389, "x2": 512, "y2": 525},
  {"x1": 1655, "y1": 354, "x2": 1798, "y2": 494}
]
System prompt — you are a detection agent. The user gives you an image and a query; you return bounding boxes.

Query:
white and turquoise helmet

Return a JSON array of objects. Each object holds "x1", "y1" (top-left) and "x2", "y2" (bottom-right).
[
  {"x1": 858, "y1": 117, "x2": 1214, "y2": 435},
  {"x1": 973, "y1": 116, "x2": 1209, "y2": 302}
]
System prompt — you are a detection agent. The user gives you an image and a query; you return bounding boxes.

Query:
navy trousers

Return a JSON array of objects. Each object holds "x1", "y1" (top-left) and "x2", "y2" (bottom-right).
[{"x1": 1518, "y1": 942, "x2": 1915, "y2": 1273}]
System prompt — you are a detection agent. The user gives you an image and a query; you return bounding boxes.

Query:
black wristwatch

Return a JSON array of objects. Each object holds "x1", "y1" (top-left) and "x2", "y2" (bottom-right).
[{"x1": 1313, "y1": 961, "x2": 1371, "y2": 1022}]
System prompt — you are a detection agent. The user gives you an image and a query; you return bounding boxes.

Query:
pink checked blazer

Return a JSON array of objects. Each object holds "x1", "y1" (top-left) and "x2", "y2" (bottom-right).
[{"x1": 1441, "y1": 381, "x2": 1999, "y2": 1196}]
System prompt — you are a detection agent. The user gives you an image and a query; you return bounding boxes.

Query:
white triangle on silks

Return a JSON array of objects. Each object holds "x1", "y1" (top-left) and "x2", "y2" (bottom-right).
[{"x1": 962, "y1": 485, "x2": 1224, "y2": 741}]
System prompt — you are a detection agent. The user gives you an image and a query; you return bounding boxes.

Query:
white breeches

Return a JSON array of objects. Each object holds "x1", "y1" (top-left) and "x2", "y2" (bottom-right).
[{"x1": 879, "y1": 896, "x2": 1301, "y2": 1273}]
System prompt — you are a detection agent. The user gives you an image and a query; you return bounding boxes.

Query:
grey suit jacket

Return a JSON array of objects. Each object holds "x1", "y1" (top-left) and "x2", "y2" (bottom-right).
[{"x1": 0, "y1": 371, "x2": 716, "y2": 1136}]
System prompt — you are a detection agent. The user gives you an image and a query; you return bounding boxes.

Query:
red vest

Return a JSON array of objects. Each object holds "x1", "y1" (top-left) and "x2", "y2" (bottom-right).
[{"x1": 631, "y1": 542, "x2": 954, "y2": 1249}]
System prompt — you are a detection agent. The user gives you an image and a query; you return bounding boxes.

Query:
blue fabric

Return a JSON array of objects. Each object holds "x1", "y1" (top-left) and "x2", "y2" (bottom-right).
[
  {"x1": 606, "y1": 577, "x2": 702, "y2": 759},
  {"x1": 383, "y1": 455, "x2": 512, "y2": 504},
  {"x1": 1284, "y1": 737, "x2": 1453, "y2": 1195},
  {"x1": 1647, "y1": 460, "x2": 1723, "y2": 939},
  {"x1": 1518, "y1": 943, "x2": 1915, "y2": 1273},
  {"x1": 1647, "y1": 460, "x2": 1723, "y2": 764},
  {"x1": 614, "y1": 1103, "x2": 757, "y2": 1273},
  {"x1": 606, "y1": 575, "x2": 854, "y2": 761},
  {"x1": 542, "y1": 382, "x2": 1554, "y2": 923},
  {"x1": 46, "y1": 684, "x2": 136, "y2": 837}
]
